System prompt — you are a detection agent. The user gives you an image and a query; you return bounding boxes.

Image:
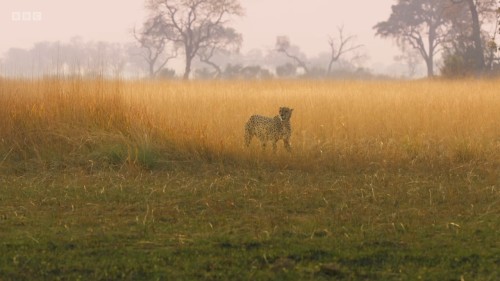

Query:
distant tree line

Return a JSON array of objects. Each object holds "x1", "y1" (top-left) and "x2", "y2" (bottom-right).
[
  {"x1": 0, "y1": 0, "x2": 382, "y2": 80},
  {"x1": 3, "y1": 0, "x2": 498, "y2": 79},
  {"x1": 0, "y1": 38, "x2": 150, "y2": 78},
  {"x1": 0, "y1": 36, "x2": 385, "y2": 80}
]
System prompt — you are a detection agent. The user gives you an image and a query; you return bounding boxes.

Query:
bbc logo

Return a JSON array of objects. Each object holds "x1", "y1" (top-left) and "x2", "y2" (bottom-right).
[{"x1": 11, "y1": 11, "x2": 42, "y2": 22}]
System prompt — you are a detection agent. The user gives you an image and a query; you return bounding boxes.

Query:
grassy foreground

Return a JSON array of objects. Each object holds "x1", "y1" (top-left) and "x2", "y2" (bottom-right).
[{"x1": 0, "y1": 78, "x2": 499, "y2": 280}]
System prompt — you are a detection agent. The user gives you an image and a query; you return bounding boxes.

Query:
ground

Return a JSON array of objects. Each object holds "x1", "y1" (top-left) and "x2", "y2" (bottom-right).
[{"x1": 0, "y1": 163, "x2": 498, "y2": 280}]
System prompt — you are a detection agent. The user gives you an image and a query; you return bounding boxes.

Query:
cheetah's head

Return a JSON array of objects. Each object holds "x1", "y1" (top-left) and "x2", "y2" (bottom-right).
[{"x1": 279, "y1": 107, "x2": 293, "y2": 121}]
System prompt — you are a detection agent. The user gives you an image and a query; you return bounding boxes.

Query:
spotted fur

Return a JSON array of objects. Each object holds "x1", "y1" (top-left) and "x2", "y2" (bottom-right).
[{"x1": 244, "y1": 107, "x2": 293, "y2": 152}]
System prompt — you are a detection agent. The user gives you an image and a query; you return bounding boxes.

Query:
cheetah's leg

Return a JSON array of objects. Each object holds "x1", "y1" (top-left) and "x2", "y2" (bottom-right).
[
  {"x1": 283, "y1": 138, "x2": 292, "y2": 152},
  {"x1": 272, "y1": 140, "x2": 278, "y2": 153},
  {"x1": 261, "y1": 141, "x2": 267, "y2": 151},
  {"x1": 244, "y1": 125, "x2": 253, "y2": 147}
]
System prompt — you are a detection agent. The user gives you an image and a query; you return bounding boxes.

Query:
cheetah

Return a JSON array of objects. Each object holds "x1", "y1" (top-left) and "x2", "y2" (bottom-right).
[{"x1": 244, "y1": 107, "x2": 293, "y2": 152}]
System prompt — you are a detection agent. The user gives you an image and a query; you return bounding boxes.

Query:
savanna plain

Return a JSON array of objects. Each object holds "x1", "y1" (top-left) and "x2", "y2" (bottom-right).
[{"x1": 0, "y1": 78, "x2": 498, "y2": 280}]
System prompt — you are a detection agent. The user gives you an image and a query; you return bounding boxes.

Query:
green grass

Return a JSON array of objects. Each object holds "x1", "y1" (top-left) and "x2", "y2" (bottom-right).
[{"x1": 0, "y1": 162, "x2": 498, "y2": 280}]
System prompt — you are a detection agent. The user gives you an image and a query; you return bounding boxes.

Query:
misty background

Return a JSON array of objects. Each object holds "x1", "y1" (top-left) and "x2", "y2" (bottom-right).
[{"x1": 0, "y1": 0, "x2": 498, "y2": 79}]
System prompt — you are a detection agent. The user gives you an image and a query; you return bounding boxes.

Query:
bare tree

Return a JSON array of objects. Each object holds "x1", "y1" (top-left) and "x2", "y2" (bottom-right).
[
  {"x1": 197, "y1": 26, "x2": 242, "y2": 78},
  {"x1": 276, "y1": 36, "x2": 309, "y2": 74},
  {"x1": 145, "y1": 0, "x2": 244, "y2": 79},
  {"x1": 327, "y1": 26, "x2": 364, "y2": 75},
  {"x1": 133, "y1": 15, "x2": 178, "y2": 78}
]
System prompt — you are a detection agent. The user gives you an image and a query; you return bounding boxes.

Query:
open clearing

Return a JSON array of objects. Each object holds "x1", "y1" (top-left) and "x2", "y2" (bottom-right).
[{"x1": 0, "y1": 79, "x2": 499, "y2": 280}]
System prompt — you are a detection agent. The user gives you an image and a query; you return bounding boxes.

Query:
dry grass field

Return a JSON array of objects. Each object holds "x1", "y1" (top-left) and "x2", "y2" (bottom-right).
[
  {"x1": 1, "y1": 78, "x2": 499, "y2": 170},
  {"x1": 0, "y1": 78, "x2": 499, "y2": 280}
]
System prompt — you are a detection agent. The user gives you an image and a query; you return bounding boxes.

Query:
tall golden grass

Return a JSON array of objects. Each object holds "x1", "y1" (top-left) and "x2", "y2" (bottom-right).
[{"x1": 0, "y1": 77, "x2": 499, "y2": 172}]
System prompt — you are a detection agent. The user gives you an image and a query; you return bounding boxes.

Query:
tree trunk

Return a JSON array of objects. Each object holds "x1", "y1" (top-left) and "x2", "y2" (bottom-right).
[
  {"x1": 327, "y1": 58, "x2": 335, "y2": 76},
  {"x1": 427, "y1": 25, "x2": 435, "y2": 77},
  {"x1": 426, "y1": 54, "x2": 434, "y2": 77},
  {"x1": 183, "y1": 48, "x2": 193, "y2": 80},
  {"x1": 467, "y1": 0, "x2": 485, "y2": 73},
  {"x1": 183, "y1": 54, "x2": 191, "y2": 80},
  {"x1": 149, "y1": 62, "x2": 155, "y2": 78}
]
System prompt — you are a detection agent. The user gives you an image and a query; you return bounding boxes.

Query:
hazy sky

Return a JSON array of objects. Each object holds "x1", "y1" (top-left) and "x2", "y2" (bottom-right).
[{"x1": 0, "y1": 0, "x2": 402, "y2": 73}]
